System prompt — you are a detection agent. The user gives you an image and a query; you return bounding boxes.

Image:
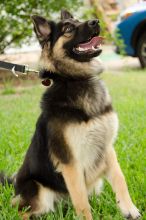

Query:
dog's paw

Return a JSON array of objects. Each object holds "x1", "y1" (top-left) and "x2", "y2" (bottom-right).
[{"x1": 123, "y1": 205, "x2": 141, "y2": 220}]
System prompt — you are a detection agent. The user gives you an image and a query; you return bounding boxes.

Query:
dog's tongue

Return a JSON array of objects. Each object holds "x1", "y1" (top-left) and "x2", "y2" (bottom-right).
[{"x1": 78, "y1": 36, "x2": 103, "y2": 49}]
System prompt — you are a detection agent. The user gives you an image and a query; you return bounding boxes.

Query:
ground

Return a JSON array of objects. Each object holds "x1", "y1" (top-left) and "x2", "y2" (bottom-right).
[{"x1": 0, "y1": 48, "x2": 146, "y2": 219}]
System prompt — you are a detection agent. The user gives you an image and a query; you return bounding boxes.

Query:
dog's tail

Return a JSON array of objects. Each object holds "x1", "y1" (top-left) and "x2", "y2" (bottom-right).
[{"x1": 0, "y1": 172, "x2": 15, "y2": 186}]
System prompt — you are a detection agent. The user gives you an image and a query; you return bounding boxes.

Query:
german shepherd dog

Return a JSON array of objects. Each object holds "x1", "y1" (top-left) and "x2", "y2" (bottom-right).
[{"x1": 0, "y1": 9, "x2": 141, "y2": 220}]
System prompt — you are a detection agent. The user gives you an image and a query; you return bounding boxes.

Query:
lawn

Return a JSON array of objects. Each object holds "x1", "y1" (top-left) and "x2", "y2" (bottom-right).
[{"x1": 0, "y1": 69, "x2": 146, "y2": 220}]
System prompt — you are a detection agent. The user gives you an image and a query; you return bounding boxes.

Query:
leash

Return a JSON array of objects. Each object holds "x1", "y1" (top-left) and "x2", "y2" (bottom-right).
[
  {"x1": 0, "y1": 61, "x2": 39, "y2": 77},
  {"x1": 0, "y1": 61, "x2": 52, "y2": 86}
]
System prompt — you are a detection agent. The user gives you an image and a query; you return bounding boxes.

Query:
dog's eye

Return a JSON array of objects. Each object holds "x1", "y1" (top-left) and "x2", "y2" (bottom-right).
[{"x1": 64, "y1": 25, "x2": 74, "y2": 33}]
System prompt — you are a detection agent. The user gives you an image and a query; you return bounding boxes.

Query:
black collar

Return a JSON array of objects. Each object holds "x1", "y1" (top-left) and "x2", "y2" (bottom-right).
[{"x1": 39, "y1": 69, "x2": 93, "y2": 85}]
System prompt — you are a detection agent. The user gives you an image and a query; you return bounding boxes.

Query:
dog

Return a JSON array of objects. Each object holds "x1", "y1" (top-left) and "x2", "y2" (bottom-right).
[{"x1": 0, "y1": 9, "x2": 141, "y2": 220}]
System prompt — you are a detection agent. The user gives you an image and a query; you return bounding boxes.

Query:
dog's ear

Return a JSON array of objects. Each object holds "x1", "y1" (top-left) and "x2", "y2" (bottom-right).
[
  {"x1": 61, "y1": 9, "x2": 73, "y2": 20},
  {"x1": 31, "y1": 15, "x2": 51, "y2": 46}
]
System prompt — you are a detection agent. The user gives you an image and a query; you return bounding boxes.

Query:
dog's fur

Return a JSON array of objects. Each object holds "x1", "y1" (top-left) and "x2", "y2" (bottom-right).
[{"x1": 1, "y1": 10, "x2": 141, "y2": 220}]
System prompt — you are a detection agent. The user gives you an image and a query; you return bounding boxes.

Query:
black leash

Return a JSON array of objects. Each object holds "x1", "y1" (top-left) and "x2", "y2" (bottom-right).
[
  {"x1": 0, "y1": 61, "x2": 39, "y2": 77},
  {"x1": 0, "y1": 61, "x2": 52, "y2": 86}
]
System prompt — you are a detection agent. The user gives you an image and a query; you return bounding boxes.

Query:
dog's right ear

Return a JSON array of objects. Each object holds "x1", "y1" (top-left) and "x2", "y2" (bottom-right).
[{"x1": 31, "y1": 15, "x2": 51, "y2": 47}]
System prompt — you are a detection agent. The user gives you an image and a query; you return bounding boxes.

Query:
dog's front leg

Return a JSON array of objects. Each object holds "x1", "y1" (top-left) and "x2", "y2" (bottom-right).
[
  {"x1": 61, "y1": 162, "x2": 92, "y2": 220},
  {"x1": 105, "y1": 147, "x2": 141, "y2": 220}
]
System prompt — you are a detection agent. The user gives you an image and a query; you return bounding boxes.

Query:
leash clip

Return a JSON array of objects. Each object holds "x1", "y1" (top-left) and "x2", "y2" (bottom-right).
[
  {"x1": 12, "y1": 66, "x2": 18, "y2": 77},
  {"x1": 24, "y1": 65, "x2": 39, "y2": 75}
]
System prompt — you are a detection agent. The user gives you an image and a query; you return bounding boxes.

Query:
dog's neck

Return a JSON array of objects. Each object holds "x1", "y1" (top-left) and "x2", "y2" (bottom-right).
[
  {"x1": 53, "y1": 57, "x2": 104, "y2": 77},
  {"x1": 39, "y1": 69, "x2": 94, "y2": 82},
  {"x1": 39, "y1": 50, "x2": 104, "y2": 78}
]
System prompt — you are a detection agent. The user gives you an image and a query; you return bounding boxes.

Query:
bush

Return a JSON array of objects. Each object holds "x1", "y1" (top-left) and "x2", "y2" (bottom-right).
[{"x1": 0, "y1": 0, "x2": 81, "y2": 53}]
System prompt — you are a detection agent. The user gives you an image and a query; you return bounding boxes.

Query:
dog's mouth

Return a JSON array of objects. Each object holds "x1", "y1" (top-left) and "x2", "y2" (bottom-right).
[{"x1": 73, "y1": 35, "x2": 103, "y2": 55}]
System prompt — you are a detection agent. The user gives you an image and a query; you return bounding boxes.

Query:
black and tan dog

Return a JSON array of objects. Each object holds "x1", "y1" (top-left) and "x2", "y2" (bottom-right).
[{"x1": 1, "y1": 9, "x2": 141, "y2": 220}]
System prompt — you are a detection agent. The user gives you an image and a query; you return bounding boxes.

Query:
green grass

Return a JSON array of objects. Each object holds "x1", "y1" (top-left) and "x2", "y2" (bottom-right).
[
  {"x1": 1, "y1": 79, "x2": 16, "y2": 95},
  {"x1": 0, "y1": 69, "x2": 146, "y2": 219}
]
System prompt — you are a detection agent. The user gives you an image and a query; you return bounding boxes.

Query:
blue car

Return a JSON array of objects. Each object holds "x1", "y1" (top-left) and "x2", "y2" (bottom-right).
[{"x1": 115, "y1": 1, "x2": 146, "y2": 68}]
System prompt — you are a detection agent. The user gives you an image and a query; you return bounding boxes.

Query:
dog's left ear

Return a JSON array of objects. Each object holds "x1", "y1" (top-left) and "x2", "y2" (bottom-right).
[
  {"x1": 61, "y1": 9, "x2": 73, "y2": 20},
  {"x1": 31, "y1": 15, "x2": 51, "y2": 46}
]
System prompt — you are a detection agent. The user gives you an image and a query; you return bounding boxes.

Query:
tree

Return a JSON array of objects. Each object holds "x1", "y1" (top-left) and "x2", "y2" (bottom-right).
[{"x1": 0, "y1": 0, "x2": 81, "y2": 53}]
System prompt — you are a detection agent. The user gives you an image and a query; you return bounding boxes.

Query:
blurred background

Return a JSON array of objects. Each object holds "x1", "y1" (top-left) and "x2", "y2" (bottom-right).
[{"x1": 0, "y1": 0, "x2": 146, "y2": 84}]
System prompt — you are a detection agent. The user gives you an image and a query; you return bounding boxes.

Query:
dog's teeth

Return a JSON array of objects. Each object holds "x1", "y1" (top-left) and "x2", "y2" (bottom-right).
[
  {"x1": 92, "y1": 46, "x2": 98, "y2": 51},
  {"x1": 79, "y1": 47, "x2": 86, "y2": 51},
  {"x1": 76, "y1": 47, "x2": 82, "y2": 51},
  {"x1": 76, "y1": 46, "x2": 97, "y2": 52},
  {"x1": 78, "y1": 47, "x2": 81, "y2": 51}
]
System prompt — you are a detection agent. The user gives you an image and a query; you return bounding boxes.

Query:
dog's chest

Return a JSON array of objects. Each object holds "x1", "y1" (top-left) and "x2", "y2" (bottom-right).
[
  {"x1": 65, "y1": 116, "x2": 111, "y2": 163},
  {"x1": 64, "y1": 113, "x2": 118, "y2": 179}
]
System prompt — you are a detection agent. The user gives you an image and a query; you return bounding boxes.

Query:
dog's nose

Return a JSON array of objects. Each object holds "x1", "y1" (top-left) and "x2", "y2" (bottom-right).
[{"x1": 88, "y1": 19, "x2": 99, "y2": 28}]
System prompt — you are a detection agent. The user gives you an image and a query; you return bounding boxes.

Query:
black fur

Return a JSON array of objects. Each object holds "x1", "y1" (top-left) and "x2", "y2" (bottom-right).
[{"x1": 15, "y1": 113, "x2": 68, "y2": 196}]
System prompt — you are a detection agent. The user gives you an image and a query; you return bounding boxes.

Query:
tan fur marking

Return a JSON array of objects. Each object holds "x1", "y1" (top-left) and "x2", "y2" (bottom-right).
[
  {"x1": 61, "y1": 163, "x2": 92, "y2": 220},
  {"x1": 39, "y1": 44, "x2": 56, "y2": 72},
  {"x1": 64, "y1": 112, "x2": 118, "y2": 176},
  {"x1": 85, "y1": 161, "x2": 106, "y2": 191},
  {"x1": 53, "y1": 36, "x2": 69, "y2": 59},
  {"x1": 52, "y1": 37, "x2": 103, "y2": 76},
  {"x1": 30, "y1": 183, "x2": 60, "y2": 217},
  {"x1": 54, "y1": 56, "x2": 103, "y2": 76},
  {"x1": 105, "y1": 147, "x2": 140, "y2": 218}
]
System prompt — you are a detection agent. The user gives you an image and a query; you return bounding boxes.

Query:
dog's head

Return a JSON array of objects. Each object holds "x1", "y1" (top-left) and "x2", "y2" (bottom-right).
[{"x1": 32, "y1": 9, "x2": 103, "y2": 76}]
